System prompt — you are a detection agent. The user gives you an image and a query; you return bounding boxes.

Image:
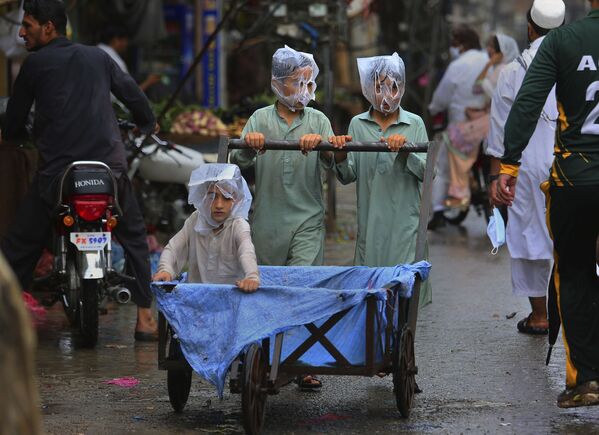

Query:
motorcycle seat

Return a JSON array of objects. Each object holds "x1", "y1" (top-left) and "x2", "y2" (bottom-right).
[{"x1": 62, "y1": 167, "x2": 115, "y2": 197}]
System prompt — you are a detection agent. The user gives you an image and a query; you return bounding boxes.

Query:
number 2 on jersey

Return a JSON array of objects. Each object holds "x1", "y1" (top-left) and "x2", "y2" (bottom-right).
[{"x1": 582, "y1": 81, "x2": 599, "y2": 135}]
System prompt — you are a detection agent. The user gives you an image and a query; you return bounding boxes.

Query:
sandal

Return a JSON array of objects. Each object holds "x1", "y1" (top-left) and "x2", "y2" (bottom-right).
[
  {"x1": 517, "y1": 314, "x2": 548, "y2": 335},
  {"x1": 296, "y1": 375, "x2": 323, "y2": 391},
  {"x1": 557, "y1": 381, "x2": 599, "y2": 408}
]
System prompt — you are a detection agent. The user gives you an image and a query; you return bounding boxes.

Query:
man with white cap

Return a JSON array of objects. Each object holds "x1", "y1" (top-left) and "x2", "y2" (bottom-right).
[
  {"x1": 497, "y1": 0, "x2": 599, "y2": 408},
  {"x1": 486, "y1": 0, "x2": 565, "y2": 336}
]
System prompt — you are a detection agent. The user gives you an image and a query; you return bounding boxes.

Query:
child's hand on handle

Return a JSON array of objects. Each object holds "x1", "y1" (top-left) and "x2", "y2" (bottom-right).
[
  {"x1": 326, "y1": 135, "x2": 352, "y2": 163},
  {"x1": 153, "y1": 271, "x2": 173, "y2": 282},
  {"x1": 245, "y1": 132, "x2": 266, "y2": 154},
  {"x1": 328, "y1": 135, "x2": 352, "y2": 149},
  {"x1": 299, "y1": 134, "x2": 322, "y2": 155},
  {"x1": 382, "y1": 134, "x2": 406, "y2": 152},
  {"x1": 236, "y1": 278, "x2": 259, "y2": 293}
]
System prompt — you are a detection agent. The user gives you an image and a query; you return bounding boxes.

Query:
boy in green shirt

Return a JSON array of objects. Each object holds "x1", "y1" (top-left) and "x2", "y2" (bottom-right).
[
  {"x1": 231, "y1": 46, "x2": 334, "y2": 390},
  {"x1": 327, "y1": 53, "x2": 432, "y2": 307},
  {"x1": 231, "y1": 46, "x2": 334, "y2": 269}
]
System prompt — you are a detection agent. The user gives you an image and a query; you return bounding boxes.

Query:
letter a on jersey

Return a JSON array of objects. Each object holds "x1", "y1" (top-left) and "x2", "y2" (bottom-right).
[{"x1": 577, "y1": 55, "x2": 598, "y2": 71}]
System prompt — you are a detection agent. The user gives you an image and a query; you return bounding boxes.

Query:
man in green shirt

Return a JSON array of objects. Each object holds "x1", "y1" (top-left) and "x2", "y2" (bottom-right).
[
  {"x1": 327, "y1": 53, "x2": 431, "y2": 307},
  {"x1": 497, "y1": 0, "x2": 599, "y2": 408},
  {"x1": 231, "y1": 46, "x2": 334, "y2": 269}
]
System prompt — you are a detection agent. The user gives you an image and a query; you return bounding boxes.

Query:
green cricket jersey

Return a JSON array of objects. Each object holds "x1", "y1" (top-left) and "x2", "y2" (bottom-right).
[{"x1": 501, "y1": 9, "x2": 599, "y2": 187}]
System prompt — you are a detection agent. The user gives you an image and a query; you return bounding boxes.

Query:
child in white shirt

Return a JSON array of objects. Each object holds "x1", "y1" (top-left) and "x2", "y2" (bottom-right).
[{"x1": 152, "y1": 164, "x2": 259, "y2": 292}]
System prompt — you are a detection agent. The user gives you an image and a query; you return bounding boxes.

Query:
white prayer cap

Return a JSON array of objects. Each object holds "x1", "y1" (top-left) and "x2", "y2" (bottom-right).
[{"x1": 530, "y1": 0, "x2": 565, "y2": 30}]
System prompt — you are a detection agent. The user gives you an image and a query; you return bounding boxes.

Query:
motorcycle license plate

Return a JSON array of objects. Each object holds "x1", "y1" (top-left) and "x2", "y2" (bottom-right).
[{"x1": 70, "y1": 232, "x2": 111, "y2": 251}]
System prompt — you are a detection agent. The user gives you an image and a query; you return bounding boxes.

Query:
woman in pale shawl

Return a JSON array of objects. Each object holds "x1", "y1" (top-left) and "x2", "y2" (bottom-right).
[
  {"x1": 475, "y1": 34, "x2": 520, "y2": 100},
  {"x1": 444, "y1": 34, "x2": 519, "y2": 208}
]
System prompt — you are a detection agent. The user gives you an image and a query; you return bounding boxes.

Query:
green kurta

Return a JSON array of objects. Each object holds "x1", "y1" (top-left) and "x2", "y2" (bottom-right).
[
  {"x1": 335, "y1": 108, "x2": 432, "y2": 306},
  {"x1": 231, "y1": 104, "x2": 334, "y2": 266}
]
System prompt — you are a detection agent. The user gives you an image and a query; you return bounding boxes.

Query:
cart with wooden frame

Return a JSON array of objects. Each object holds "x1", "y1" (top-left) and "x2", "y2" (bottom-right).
[{"x1": 156, "y1": 138, "x2": 439, "y2": 435}]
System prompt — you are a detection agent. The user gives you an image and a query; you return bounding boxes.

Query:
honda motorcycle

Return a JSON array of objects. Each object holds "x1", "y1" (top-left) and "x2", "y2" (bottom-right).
[{"x1": 33, "y1": 161, "x2": 135, "y2": 347}]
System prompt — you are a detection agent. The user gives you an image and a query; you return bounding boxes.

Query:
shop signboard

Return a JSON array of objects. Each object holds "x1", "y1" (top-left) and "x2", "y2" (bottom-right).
[{"x1": 201, "y1": 0, "x2": 221, "y2": 107}]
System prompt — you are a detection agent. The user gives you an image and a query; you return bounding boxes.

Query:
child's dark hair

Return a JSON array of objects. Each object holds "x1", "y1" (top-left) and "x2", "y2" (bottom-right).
[
  {"x1": 272, "y1": 52, "x2": 313, "y2": 78},
  {"x1": 23, "y1": 0, "x2": 67, "y2": 35},
  {"x1": 368, "y1": 58, "x2": 404, "y2": 85}
]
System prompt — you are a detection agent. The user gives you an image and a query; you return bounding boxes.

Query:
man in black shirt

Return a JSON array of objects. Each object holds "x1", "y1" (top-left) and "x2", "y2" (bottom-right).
[{"x1": 0, "y1": 0, "x2": 158, "y2": 340}]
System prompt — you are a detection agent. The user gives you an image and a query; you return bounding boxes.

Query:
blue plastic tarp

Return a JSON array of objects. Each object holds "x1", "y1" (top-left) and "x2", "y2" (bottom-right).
[{"x1": 152, "y1": 262, "x2": 430, "y2": 397}]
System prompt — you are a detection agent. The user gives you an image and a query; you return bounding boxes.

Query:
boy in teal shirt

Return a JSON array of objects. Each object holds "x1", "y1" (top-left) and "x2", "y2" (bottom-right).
[
  {"x1": 231, "y1": 46, "x2": 334, "y2": 268},
  {"x1": 231, "y1": 45, "x2": 335, "y2": 390},
  {"x1": 328, "y1": 53, "x2": 432, "y2": 306}
]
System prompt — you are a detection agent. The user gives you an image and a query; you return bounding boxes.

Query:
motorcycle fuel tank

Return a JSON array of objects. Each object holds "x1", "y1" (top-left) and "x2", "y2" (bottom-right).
[{"x1": 138, "y1": 144, "x2": 205, "y2": 185}]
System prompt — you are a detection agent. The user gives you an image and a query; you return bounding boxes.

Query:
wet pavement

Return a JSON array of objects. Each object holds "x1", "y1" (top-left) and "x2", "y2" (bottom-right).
[{"x1": 36, "y1": 183, "x2": 599, "y2": 434}]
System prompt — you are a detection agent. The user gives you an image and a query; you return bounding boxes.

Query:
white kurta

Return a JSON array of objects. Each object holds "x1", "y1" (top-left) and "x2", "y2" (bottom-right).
[
  {"x1": 487, "y1": 37, "x2": 555, "y2": 263},
  {"x1": 97, "y1": 43, "x2": 129, "y2": 73}
]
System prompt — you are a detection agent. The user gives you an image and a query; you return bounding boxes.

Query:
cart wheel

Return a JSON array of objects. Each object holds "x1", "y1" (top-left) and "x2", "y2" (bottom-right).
[
  {"x1": 241, "y1": 343, "x2": 268, "y2": 435},
  {"x1": 167, "y1": 338, "x2": 192, "y2": 413},
  {"x1": 393, "y1": 327, "x2": 417, "y2": 418}
]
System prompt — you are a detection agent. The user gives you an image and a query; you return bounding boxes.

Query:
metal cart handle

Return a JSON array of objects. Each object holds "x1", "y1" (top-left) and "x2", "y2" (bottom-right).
[
  {"x1": 226, "y1": 138, "x2": 431, "y2": 153},
  {"x1": 217, "y1": 136, "x2": 440, "y2": 336}
]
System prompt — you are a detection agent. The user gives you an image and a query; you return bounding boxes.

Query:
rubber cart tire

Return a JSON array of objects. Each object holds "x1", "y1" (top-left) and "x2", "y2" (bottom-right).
[
  {"x1": 241, "y1": 343, "x2": 268, "y2": 435},
  {"x1": 393, "y1": 327, "x2": 417, "y2": 418},
  {"x1": 167, "y1": 338, "x2": 192, "y2": 413}
]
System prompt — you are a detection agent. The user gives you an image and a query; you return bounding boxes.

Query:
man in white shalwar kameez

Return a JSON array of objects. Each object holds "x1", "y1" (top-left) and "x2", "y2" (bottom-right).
[{"x1": 486, "y1": 0, "x2": 565, "y2": 334}]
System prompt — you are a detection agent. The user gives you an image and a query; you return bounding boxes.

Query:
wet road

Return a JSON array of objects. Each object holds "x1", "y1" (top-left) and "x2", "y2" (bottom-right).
[{"x1": 36, "y1": 185, "x2": 599, "y2": 434}]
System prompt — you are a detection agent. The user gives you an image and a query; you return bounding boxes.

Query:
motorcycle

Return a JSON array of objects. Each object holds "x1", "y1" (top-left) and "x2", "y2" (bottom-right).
[
  {"x1": 33, "y1": 161, "x2": 135, "y2": 347},
  {"x1": 119, "y1": 121, "x2": 205, "y2": 236}
]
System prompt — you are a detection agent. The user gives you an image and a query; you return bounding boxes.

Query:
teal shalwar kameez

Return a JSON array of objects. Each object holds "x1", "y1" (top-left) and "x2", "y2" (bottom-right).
[
  {"x1": 231, "y1": 104, "x2": 334, "y2": 266},
  {"x1": 335, "y1": 108, "x2": 432, "y2": 306}
]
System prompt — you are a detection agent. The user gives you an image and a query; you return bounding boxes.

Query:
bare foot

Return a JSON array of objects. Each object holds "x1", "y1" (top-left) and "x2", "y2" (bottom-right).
[{"x1": 135, "y1": 307, "x2": 157, "y2": 333}]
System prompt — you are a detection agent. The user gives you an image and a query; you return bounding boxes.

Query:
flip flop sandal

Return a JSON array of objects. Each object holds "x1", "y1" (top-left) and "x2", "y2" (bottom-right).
[
  {"x1": 517, "y1": 314, "x2": 548, "y2": 335},
  {"x1": 558, "y1": 381, "x2": 599, "y2": 408},
  {"x1": 134, "y1": 331, "x2": 159, "y2": 342},
  {"x1": 296, "y1": 375, "x2": 323, "y2": 391}
]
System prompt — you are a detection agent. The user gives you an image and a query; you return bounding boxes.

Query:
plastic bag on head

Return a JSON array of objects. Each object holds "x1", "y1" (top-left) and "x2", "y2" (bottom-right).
[
  {"x1": 357, "y1": 53, "x2": 406, "y2": 115},
  {"x1": 271, "y1": 45, "x2": 319, "y2": 112},
  {"x1": 187, "y1": 164, "x2": 252, "y2": 234}
]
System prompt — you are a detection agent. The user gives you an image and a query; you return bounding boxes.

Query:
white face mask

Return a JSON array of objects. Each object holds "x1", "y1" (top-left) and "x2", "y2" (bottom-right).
[
  {"x1": 449, "y1": 46, "x2": 461, "y2": 60},
  {"x1": 487, "y1": 207, "x2": 506, "y2": 255}
]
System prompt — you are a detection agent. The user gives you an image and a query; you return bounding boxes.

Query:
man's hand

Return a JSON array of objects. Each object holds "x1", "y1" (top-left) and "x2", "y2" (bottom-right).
[
  {"x1": 152, "y1": 271, "x2": 173, "y2": 282},
  {"x1": 299, "y1": 134, "x2": 322, "y2": 155},
  {"x1": 489, "y1": 180, "x2": 500, "y2": 206},
  {"x1": 244, "y1": 132, "x2": 266, "y2": 154},
  {"x1": 236, "y1": 278, "x2": 259, "y2": 293},
  {"x1": 383, "y1": 134, "x2": 407, "y2": 152},
  {"x1": 496, "y1": 174, "x2": 517, "y2": 206},
  {"x1": 489, "y1": 52, "x2": 504, "y2": 66}
]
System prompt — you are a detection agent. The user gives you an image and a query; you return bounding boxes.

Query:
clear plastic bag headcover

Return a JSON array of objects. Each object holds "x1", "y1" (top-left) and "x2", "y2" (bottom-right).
[
  {"x1": 271, "y1": 45, "x2": 319, "y2": 112},
  {"x1": 187, "y1": 163, "x2": 252, "y2": 234},
  {"x1": 357, "y1": 53, "x2": 406, "y2": 115}
]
